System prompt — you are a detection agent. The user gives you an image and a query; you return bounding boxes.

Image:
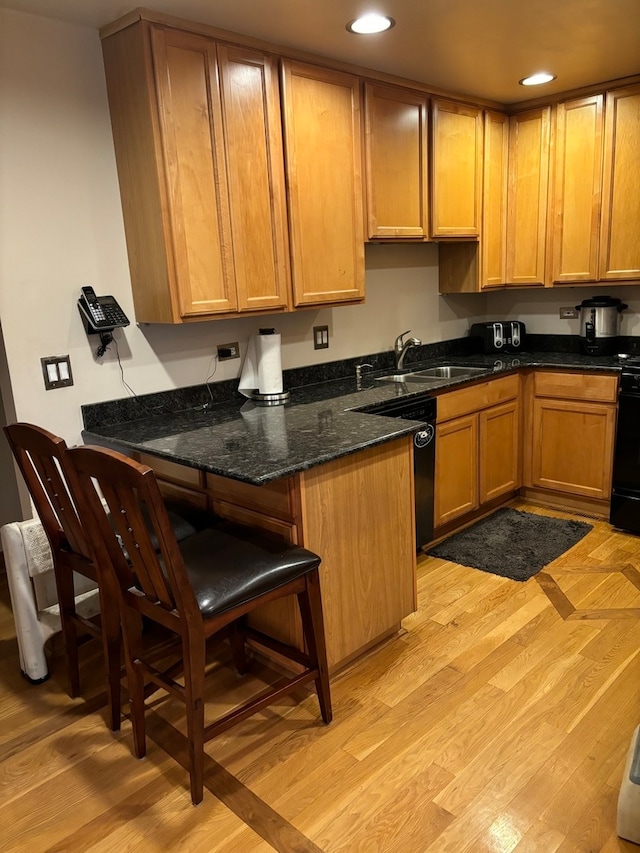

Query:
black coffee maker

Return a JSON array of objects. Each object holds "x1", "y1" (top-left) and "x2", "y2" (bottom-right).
[{"x1": 575, "y1": 295, "x2": 628, "y2": 355}]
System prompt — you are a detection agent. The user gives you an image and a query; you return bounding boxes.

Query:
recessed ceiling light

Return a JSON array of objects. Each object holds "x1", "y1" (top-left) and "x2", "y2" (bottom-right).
[
  {"x1": 346, "y1": 13, "x2": 395, "y2": 35},
  {"x1": 519, "y1": 72, "x2": 557, "y2": 86}
]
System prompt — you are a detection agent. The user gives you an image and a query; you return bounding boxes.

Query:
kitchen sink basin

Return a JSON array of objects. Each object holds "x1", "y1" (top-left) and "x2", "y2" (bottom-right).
[
  {"x1": 410, "y1": 365, "x2": 489, "y2": 378},
  {"x1": 374, "y1": 364, "x2": 489, "y2": 383}
]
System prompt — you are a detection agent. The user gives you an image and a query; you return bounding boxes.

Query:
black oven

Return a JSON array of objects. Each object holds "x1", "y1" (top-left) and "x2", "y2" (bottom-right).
[{"x1": 610, "y1": 367, "x2": 640, "y2": 534}]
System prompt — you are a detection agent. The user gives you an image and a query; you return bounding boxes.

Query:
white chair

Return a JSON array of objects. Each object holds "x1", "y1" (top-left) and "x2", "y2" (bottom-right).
[{"x1": 1, "y1": 518, "x2": 100, "y2": 683}]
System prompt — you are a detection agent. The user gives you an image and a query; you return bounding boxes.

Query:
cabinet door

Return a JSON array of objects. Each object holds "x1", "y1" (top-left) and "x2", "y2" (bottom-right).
[
  {"x1": 151, "y1": 27, "x2": 237, "y2": 316},
  {"x1": 217, "y1": 45, "x2": 291, "y2": 312},
  {"x1": 435, "y1": 414, "x2": 479, "y2": 527},
  {"x1": 363, "y1": 83, "x2": 429, "y2": 239},
  {"x1": 530, "y1": 398, "x2": 616, "y2": 499},
  {"x1": 281, "y1": 61, "x2": 365, "y2": 306},
  {"x1": 552, "y1": 95, "x2": 604, "y2": 283},
  {"x1": 506, "y1": 107, "x2": 550, "y2": 285},
  {"x1": 431, "y1": 99, "x2": 482, "y2": 238},
  {"x1": 599, "y1": 84, "x2": 640, "y2": 280},
  {"x1": 481, "y1": 110, "x2": 509, "y2": 288},
  {"x1": 479, "y1": 400, "x2": 521, "y2": 504}
]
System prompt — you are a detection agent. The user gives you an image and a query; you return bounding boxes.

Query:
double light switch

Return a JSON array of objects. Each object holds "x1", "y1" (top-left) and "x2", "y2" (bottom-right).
[{"x1": 41, "y1": 355, "x2": 73, "y2": 390}]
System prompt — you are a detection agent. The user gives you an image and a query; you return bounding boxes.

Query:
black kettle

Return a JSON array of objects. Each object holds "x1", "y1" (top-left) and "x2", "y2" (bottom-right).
[{"x1": 575, "y1": 295, "x2": 628, "y2": 355}]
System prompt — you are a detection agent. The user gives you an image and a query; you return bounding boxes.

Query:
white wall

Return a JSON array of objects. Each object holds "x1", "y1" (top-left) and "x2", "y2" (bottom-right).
[{"x1": 1, "y1": 8, "x2": 639, "y2": 459}]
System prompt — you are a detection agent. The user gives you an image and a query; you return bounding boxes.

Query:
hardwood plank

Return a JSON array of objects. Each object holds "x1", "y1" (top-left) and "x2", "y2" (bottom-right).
[{"x1": 512, "y1": 820, "x2": 566, "y2": 852}]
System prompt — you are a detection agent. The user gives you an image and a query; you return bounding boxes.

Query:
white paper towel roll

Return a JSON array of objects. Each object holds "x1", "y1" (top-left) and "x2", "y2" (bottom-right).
[{"x1": 239, "y1": 333, "x2": 283, "y2": 397}]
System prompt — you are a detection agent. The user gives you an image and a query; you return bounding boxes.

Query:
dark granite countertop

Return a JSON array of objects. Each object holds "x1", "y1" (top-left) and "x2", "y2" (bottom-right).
[{"x1": 81, "y1": 348, "x2": 624, "y2": 486}]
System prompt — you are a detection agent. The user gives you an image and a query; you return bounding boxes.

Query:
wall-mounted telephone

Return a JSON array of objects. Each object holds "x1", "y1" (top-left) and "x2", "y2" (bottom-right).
[{"x1": 77, "y1": 286, "x2": 130, "y2": 334}]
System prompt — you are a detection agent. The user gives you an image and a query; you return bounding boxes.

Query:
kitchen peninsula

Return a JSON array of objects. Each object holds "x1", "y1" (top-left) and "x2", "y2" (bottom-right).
[
  {"x1": 82, "y1": 345, "x2": 624, "y2": 672},
  {"x1": 84, "y1": 381, "x2": 423, "y2": 673}
]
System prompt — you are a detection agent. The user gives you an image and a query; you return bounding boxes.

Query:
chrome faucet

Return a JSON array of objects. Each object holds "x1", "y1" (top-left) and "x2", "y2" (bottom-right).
[{"x1": 394, "y1": 330, "x2": 422, "y2": 370}]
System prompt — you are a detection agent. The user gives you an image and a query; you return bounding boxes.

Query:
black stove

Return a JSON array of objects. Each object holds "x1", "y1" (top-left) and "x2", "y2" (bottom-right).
[{"x1": 618, "y1": 357, "x2": 640, "y2": 394}]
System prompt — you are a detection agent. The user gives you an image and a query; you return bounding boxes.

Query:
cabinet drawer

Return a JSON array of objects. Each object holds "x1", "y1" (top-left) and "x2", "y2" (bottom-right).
[
  {"x1": 205, "y1": 473, "x2": 295, "y2": 519},
  {"x1": 533, "y1": 370, "x2": 618, "y2": 402},
  {"x1": 157, "y1": 480, "x2": 208, "y2": 511},
  {"x1": 211, "y1": 499, "x2": 297, "y2": 544},
  {"x1": 135, "y1": 453, "x2": 204, "y2": 487},
  {"x1": 436, "y1": 374, "x2": 520, "y2": 421}
]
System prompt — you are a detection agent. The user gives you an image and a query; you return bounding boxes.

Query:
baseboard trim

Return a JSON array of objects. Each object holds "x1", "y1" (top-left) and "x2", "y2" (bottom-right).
[{"x1": 519, "y1": 487, "x2": 609, "y2": 520}]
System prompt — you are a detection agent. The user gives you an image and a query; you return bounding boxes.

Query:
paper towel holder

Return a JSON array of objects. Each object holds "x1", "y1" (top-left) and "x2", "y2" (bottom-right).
[{"x1": 249, "y1": 390, "x2": 290, "y2": 406}]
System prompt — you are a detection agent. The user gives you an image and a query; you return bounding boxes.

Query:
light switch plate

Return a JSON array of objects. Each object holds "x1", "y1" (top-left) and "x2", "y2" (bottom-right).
[
  {"x1": 41, "y1": 355, "x2": 74, "y2": 390},
  {"x1": 314, "y1": 325, "x2": 329, "y2": 349}
]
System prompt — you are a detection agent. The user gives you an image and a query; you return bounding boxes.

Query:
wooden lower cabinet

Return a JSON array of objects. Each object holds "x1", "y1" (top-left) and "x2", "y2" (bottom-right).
[
  {"x1": 137, "y1": 436, "x2": 416, "y2": 671},
  {"x1": 479, "y1": 400, "x2": 521, "y2": 503},
  {"x1": 434, "y1": 375, "x2": 522, "y2": 530},
  {"x1": 522, "y1": 370, "x2": 618, "y2": 514},
  {"x1": 529, "y1": 398, "x2": 616, "y2": 500},
  {"x1": 435, "y1": 414, "x2": 479, "y2": 526}
]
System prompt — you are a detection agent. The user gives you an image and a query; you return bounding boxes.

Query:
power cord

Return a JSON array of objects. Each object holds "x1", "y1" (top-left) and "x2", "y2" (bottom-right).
[
  {"x1": 95, "y1": 331, "x2": 114, "y2": 358},
  {"x1": 100, "y1": 334, "x2": 220, "y2": 416}
]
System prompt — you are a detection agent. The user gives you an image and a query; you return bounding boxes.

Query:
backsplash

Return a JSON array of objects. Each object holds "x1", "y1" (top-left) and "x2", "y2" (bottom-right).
[{"x1": 81, "y1": 333, "x2": 624, "y2": 430}]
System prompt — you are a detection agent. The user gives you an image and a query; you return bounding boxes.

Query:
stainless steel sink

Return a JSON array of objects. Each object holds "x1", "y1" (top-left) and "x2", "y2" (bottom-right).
[
  {"x1": 410, "y1": 365, "x2": 489, "y2": 378},
  {"x1": 373, "y1": 364, "x2": 488, "y2": 383}
]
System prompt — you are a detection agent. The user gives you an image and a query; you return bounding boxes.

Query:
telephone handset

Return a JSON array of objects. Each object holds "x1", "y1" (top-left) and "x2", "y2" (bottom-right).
[{"x1": 78, "y1": 286, "x2": 130, "y2": 333}]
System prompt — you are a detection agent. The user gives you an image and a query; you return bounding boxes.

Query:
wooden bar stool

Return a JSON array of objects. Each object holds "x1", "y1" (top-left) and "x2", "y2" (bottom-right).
[
  {"x1": 67, "y1": 444, "x2": 332, "y2": 805},
  {"x1": 3, "y1": 422, "x2": 205, "y2": 731}
]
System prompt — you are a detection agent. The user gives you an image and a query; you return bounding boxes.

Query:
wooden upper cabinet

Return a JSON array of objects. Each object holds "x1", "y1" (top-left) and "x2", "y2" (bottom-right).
[
  {"x1": 599, "y1": 84, "x2": 640, "y2": 280},
  {"x1": 430, "y1": 99, "x2": 482, "y2": 238},
  {"x1": 363, "y1": 83, "x2": 429, "y2": 239},
  {"x1": 150, "y1": 28, "x2": 235, "y2": 317},
  {"x1": 102, "y1": 23, "x2": 290, "y2": 322},
  {"x1": 481, "y1": 110, "x2": 509, "y2": 288},
  {"x1": 506, "y1": 107, "x2": 550, "y2": 285},
  {"x1": 438, "y1": 109, "x2": 508, "y2": 294},
  {"x1": 281, "y1": 61, "x2": 365, "y2": 306},
  {"x1": 216, "y1": 44, "x2": 291, "y2": 312},
  {"x1": 552, "y1": 95, "x2": 604, "y2": 283}
]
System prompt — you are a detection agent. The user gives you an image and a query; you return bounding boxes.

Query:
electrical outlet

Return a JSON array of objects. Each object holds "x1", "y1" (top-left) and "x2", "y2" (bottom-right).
[
  {"x1": 41, "y1": 355, "x2": 73, "y2": 390},
  {"x1": 217, "y1": 342, "x2": 239, "y2": 361},
  {"x1": 313, "y1": 325, "x2": 329, "y2": 350},
  {"x1": 559, "y1": 307, "x2": 578, "y2": 319}
]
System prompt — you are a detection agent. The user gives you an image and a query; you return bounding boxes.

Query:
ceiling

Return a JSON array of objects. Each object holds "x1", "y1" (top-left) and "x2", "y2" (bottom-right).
[{"x1": 1, "y1": 0, "x2": 639, "y2": 104}]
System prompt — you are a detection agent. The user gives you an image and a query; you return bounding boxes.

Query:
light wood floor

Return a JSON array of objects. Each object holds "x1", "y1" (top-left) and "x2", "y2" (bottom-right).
[{"x1": 1, "y1": 501, "x2": 639, "y2": 852}]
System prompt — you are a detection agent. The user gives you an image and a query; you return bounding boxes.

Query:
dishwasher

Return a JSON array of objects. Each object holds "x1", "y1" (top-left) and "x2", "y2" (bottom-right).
[
  {"x1": 610, "y1": 361, "x2": 640, "y2": 534},
  {"x1": 358, "y1": 394, "x2": 437, "y2": 549}
]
